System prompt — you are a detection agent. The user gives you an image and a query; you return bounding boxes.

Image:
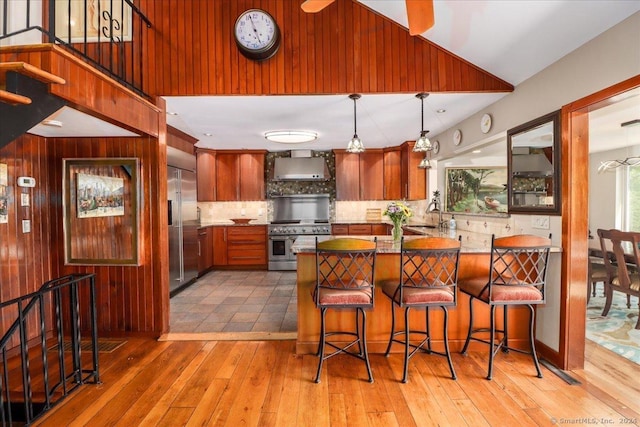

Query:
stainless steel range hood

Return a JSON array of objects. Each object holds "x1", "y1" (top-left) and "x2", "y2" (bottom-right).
[
  {"x1": 273, "y1": 150, "x2": 330, "y2": 181},
  {"x1": 512, "y1": 153, "x2": 554, "y2": 176}
]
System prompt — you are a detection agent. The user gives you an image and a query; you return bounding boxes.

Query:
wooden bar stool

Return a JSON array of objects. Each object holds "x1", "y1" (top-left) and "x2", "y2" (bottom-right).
[
  {"x1": 313, "y1": 237, "x2": 377, "y2": 383},
  {"x1": 382, "y1": 237, "x2": 461, "y2": 383},
  {"x1": 459, "y1": 234, "x2": 551, "y2": 380}
]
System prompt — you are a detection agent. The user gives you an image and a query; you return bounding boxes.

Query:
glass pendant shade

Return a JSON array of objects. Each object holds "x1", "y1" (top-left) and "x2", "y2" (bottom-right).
[
  {"x1": 414, "y1": 130, "x2": 432, "y2": 152},
  {"x1": 418, "y1": 156, "x2": 431, "y2": 169},
  {"x1": 413, "y1": 92, "x2": 432, "y2": 152},
  {"x1": 347, "y1": 135, "x2": 365, "y2": 153},
  {"x1": 346, "y1": 94, "x2": 365, "y2": 153}
]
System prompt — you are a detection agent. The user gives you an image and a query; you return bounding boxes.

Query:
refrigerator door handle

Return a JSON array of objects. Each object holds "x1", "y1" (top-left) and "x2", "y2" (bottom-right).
[{"x1": 168, "y1": 200, "x2": 173, "y2": 226}]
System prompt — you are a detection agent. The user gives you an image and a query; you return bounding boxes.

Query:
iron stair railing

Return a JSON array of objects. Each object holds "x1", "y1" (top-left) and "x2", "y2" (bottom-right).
[
  {"x1": 1, "y1": 0, "x2": 152, "y2": 97},
  {"x1": 0, "y1": 274, "x2": 99, "y2": 426}
]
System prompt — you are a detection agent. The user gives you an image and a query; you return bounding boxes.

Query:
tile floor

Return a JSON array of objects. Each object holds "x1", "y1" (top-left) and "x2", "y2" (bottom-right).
[{"x1": 169, "y1": 270, "x2": 297, "y2": 333}]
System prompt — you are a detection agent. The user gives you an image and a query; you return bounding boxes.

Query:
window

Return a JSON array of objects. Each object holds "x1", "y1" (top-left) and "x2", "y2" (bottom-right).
[{"x1": 621, "y1": 165, "x2": 640, "y2": 232}]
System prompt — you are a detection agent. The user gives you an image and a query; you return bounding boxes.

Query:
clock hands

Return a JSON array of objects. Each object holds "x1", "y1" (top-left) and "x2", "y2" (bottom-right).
[{"x1": 248, "y1": 15, "x2": 262, "y2": 44}]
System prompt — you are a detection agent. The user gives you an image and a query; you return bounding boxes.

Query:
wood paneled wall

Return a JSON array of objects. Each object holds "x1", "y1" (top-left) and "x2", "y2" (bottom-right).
[
  {"x1": 138, "y1": 0, "x2": 513, "y2": 96},
  {"x1": 48, "y1": 136, "x2": 164, "y2": 335},
  {"x1": 0, "y1": 133, "x2": 165, "y2": 337}
]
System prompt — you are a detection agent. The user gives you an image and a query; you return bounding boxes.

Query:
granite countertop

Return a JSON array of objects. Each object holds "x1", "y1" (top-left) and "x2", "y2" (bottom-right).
[
  {"x1": 198, "y1": 220, "x2": 268, "y2": 228},
  {"x1": 291, "y1": 230, "x2": 494, "y2": 254},
  {"x1": 292, "y1": 229, "x2": 562, "y2": 254}
]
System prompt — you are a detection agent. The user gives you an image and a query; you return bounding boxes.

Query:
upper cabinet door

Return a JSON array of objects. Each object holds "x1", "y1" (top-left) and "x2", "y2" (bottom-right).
[
  {"x1": 359, "y1": 150, "x2": 384, "y2": 200},
  {"x1": 239, "y1": 153, "x2": 265, "y2": 200},
  {"x1": 507, "y1": 111, "x2": 561, "y2": 214},
  {"x1": 334, "y1": 150, "x2": 361, "y2": 200},
  {"x1": 383, "y1": 148, "x2": 402, "y2": 200},
  {"x1": 196, "y1": 149, "x2": 216, "y2": 202},
  {"x1": 215, "y1": 153, "x2": 240, "y2": 201}
]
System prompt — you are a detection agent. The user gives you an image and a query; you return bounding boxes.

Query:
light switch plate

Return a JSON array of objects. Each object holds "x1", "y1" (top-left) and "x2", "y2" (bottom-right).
[
  {"x1": 21, "y1": 193, "x2": 29, "y2": 207},
  {"x1": 531, "y1": 215, "x2": 550, "y2": 230},
  {"x1": 22, "y1": 219, "x2": 31, "y2": 233}
]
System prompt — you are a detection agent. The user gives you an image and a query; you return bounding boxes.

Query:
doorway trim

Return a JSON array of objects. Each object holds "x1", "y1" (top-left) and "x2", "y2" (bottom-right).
[{"x1": 558, "y1": 74, "x2": 640, "y2": 370}]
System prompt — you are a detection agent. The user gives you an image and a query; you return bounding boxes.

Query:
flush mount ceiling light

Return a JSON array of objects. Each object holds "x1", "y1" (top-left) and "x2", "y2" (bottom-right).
[
  {"x1": 414, "y1": 92, "x2": 432, "y2": 152},
  {"x1": 264, "y1": 130, "x2": 318, "y2": 144},
  {"x1": 346, "y1": 94, "x2": 365, "y2": 153}
]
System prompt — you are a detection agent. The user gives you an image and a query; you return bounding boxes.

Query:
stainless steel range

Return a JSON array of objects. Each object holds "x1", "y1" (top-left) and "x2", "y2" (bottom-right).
[{"x1": 268, "y1": 194, "x2": 331, "y2": 270}]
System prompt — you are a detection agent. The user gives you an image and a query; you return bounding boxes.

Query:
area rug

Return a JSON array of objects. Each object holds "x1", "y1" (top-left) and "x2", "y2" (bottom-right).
[{"x1": 586, "y1": 292, "x2": 639, "y2": 365}]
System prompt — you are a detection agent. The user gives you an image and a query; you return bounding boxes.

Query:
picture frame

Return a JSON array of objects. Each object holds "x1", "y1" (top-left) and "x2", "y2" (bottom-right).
[
  {"x1": 63, "y1": 158, "x2": 140, "y2": 265},
  {"x1": 445, "y1": 167, "x2": 508, "y2": 214}
]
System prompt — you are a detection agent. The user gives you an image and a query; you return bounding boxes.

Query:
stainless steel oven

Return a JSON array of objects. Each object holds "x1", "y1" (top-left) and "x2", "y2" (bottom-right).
[
  {"x1": 267, "y1": 222, "x2": 331, "y2": 270},
  {"x1": 267, "y1": 194, "x2": 331, "y2": 271}
]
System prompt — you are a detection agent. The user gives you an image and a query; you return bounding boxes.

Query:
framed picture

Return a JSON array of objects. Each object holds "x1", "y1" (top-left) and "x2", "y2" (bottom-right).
[
  {"x1": 63, "y1": 158, "x2": 139, "y2": 265},
  {"x1": 55, "y1": 0, "x2": 132, "y2": 43},
  {"x1": 445, "y1": 167, "x2": 508, "y2": 214}
]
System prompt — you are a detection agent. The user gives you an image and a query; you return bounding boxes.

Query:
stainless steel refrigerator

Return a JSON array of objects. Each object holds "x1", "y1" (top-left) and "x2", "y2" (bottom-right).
[{"x1": 168, "y1": 164, "x2": 199, "y2": 295}]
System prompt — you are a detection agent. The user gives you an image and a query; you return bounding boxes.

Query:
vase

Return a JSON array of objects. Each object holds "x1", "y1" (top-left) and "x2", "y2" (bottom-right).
[{"x1": 391, "y1": 222, "x2": 403, "y2": 242}]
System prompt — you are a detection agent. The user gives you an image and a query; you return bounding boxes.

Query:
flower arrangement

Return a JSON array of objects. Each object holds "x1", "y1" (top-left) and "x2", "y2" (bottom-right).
[{"x1": 384, "y1": 201, "x2": 412, "y2": 241}]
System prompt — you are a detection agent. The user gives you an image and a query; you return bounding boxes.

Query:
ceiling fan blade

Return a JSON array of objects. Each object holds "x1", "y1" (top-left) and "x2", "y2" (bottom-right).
[
  {"x1": 301, "y1": 0, "x2": 336, "y2": 13},
  {"x1": 406, "y1": 0, "x2": 435, "y2": 36}
]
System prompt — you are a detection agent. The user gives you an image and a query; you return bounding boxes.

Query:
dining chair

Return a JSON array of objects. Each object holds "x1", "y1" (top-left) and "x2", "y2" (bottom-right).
[
  {"x1": 381, "y1": 236, "x2": 461, "y2": 383},
  {"x1": 459, "y1": 234, "x2": 552, "y2": 380},
  {"x1": 597, "y1": 229, "x2": 640, "y2": 329},
  {"x1": 313, "y1": 237, "x2": 377, "y2": 383},
  {"x1": 588, "y1": 258, "x2": 609, "y2": 304}
]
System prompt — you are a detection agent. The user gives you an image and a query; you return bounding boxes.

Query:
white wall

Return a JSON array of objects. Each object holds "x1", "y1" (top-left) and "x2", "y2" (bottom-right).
[
  {"x1": 427, "y1": 12, "x2": 640, "y2": 352},
  {"x1": 0, "y1": 1, "x2": 43, "y2": 46}
]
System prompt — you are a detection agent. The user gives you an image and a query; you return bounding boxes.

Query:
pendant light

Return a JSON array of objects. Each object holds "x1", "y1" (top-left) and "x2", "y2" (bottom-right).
[
  {"x1": 418, "y1": 155, "x2": 431, "y2": 169},
  {"x1": 346, "y1": 94, "x2": 365, "y2": 153},
  {"x1": 414, "y1": 92, "x2": 432, "y2": 152}
]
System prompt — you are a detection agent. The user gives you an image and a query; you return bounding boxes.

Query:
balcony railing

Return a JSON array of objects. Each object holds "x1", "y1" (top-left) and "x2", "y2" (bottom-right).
[
  {"x1": 0, "y1": 274, "x2": 99, "y2": 426},
  {"x1": 0, "y1": 0, "x2": 152, "y2": 97}
]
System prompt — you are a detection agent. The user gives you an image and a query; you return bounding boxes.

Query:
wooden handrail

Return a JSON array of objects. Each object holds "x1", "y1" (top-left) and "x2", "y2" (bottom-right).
[
  {"x1": 0, "y1": 88, "x2": 31, "y2": 105},
  {"x1": 0, "y1": 61, "x2": 66, "y2": 85}
]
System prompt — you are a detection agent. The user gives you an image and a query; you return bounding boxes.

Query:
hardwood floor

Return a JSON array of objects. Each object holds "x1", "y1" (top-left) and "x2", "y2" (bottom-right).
[{"x1": 33, "y1": 338, "x2": 640, "y2": 427}]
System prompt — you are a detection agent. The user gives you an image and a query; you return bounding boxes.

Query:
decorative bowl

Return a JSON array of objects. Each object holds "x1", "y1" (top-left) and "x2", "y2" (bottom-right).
[{"x1": 230, "y1": 218, "x2": 254, "y2": 224}]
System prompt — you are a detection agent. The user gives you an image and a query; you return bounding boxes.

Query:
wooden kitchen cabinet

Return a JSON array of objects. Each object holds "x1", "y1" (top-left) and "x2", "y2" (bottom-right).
[
  {"x1": 196, "y1": 149, "x2": 216, "y2": 201},
  {"x1": 208, "y1": 150, "x2": 266, "y2": 201},
  {"x1": 334, "y1": 149, "x2": 383, "y2": 201},
  {"x1": 383, "y1": 148, "x2": 402, "y2": 200},
  {"x1": 331, "y1": 223, "x2": 390, "y2": 236},
  {"x1": 227, "y1": 226, "x2": 267, "y2": 266},
  {"x1": 400, "y1": 141, "x2": 427, "y2": 200},
  {"x1": 197, "y1": 227, "x2": 214, "y2": 275},
  {"x1": 212, "y1": 227, "x2": 228, "y2": 266},
  {"x1": 212, "y1": 225, "x2": 267, "y2": 268}
]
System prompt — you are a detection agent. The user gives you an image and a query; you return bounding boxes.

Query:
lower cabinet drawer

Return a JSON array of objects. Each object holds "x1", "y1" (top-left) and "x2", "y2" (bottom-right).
[
  {"x1": 228, "y1": 249, "x2": 267, "y2": 265},
  {"x1": 348, "y1": 224, "x2": 372, "y2": 235}
]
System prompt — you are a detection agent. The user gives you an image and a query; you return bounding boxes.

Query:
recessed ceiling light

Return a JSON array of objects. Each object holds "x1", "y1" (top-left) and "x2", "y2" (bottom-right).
[
  {"x1": 203, "y1": 132, "x2": 213, "y2": 137},
  {"x1": 167, "y1": 111, "x2": 179, "y2": 116},
  {"x1": 264, "y1": 130, "x2": 318, "y2": 144},
  {"x1": 436, "y1": 109, "x2": 446, "y2": 114},
  {"x1": 472, "y1": 149, "x2": 482, "y2": 154},
  {"x1": 42, "y1": 120, "x2": 63, "y2": 127}
]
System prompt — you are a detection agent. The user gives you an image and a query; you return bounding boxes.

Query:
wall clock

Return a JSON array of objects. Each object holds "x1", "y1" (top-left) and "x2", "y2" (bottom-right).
[
  {"x1": 481, "y1": 113, "x2": 492, "y2": 134},
  {"x1": 433, "y1": 140, "x2": 440, "y2": 154},
  {"x1": 234, "y1": 9, "x2": 281, "y2": 61},
  {"x1": 453, "y1": 129, "x2": 462, "y2": 146}
]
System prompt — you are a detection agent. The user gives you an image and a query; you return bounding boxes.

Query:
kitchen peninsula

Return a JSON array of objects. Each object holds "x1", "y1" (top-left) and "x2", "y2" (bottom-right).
[{"x1": 292, "y1": 229, "x2": 560, "y2": 355}]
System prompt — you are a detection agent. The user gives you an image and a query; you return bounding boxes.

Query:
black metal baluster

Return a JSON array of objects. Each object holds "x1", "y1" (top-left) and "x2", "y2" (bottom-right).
[
  {"x1": 69, "y1": 281, "x2": 81, "y2": 385},
  {"x1": 89, "y1": 275, "x2": 100, "y2": 383},
  {"x1": 18, "y1": 300, "x2": 33, "y2": 424},
  {"x1": 54, "y1": 287, "x2": 67, "y2": 396},
  {"x1": 38, "y1": 294, "x2": 51, "y2": 410}
]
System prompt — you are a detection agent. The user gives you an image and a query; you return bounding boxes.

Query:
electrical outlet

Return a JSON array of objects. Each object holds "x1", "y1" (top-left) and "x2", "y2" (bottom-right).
[{"x1": 531, "y1": 215, "x2": 550, "y2": 230}]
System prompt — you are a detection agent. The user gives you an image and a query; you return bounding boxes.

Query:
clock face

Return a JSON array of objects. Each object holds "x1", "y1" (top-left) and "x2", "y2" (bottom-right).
[
  {"x1": 481, "y1": 113, "x2": 492, "y2": 134},
  {"x1": 433, "y1": 140, "x2": 440, "y2": 154},
  {"x1": 453, "y1": 129, "x2": 462, "y2": 146},
  {"x1": 234, "y1": 9, "x2": 280, "y2": 59}
]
